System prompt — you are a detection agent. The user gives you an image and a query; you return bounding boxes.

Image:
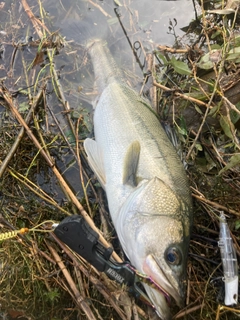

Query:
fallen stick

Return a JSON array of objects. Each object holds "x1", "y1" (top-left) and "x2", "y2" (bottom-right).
[
  {"x1": 153, "y1": 81, "x2": 211, "y2": 107},
  {"x1": 21, "y1": 0, "x2": 51, "y2": 38},
  {"x1": 0, "y1": 87, "x2": 44, "y2": 178},
  {"x1": 47, "y1": 243, "x2": 97, "y2": 320},
  {"x1": 52, "y1": 233, "x2": 129, "y2": 320},
  {"x1": 192, "y1": 192, "x2": 240, "y2": 217},
  {"x1": 0, "y1": 86, "x2": 122, "y2": 263}
]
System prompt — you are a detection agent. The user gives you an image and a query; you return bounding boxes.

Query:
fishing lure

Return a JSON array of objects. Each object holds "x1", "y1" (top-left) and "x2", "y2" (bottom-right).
[{"x1": 218, "y1": 212, "x2": 238, "y2": 305}]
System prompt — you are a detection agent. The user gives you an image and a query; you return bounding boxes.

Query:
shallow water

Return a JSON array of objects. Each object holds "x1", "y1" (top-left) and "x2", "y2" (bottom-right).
[
  {"x1": 0, "y1": 0, "x2": 195, "y2": 197},
  {"x1": 0, "y1": 0, "x2": 195, "y2": 87},
  {"x1": 53, "y1": 0, "x2": 195, "y2": 78}
]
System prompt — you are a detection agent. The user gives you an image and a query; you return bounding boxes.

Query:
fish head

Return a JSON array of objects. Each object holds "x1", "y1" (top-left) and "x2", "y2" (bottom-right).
[{"x1": 117, "y1": 177, "x2": 192, "y2": 319}]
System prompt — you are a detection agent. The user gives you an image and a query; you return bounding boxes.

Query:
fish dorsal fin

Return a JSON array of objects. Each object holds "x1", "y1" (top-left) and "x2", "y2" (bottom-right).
[
  {"x1": 84, "y1": 138, "x2": 106, "y2": 189},
  {"x1": 122, "y1": 140, "x2": 141, "y2": 186}
]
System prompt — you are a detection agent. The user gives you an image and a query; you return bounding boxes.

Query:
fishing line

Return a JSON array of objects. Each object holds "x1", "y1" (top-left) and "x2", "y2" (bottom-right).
[
  {"x1": 114, "y1": 8, "x2": 145, "y2": 72},
  {"x1": 0, "y1": 220, "x2": 55, "y2": 241},
  {"x1": 128, "y1": 264, "x2": 171, "y2": 306},
  {"x1": 0, "y1": 218, "x2": 173, "y2": 307},
  {"x1": 113, "y1": 4, "x2": 213, "y2": 134}
]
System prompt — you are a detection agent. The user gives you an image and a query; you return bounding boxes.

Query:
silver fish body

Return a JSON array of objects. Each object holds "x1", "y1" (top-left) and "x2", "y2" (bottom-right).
[{"x1": 84, "y1": 39, "x2": 192, "y2": 319}]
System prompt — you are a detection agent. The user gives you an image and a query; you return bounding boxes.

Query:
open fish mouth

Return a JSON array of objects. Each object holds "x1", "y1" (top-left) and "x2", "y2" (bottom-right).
[{"x1": 143, "y1": 254, "x2": 184, "y2": 319}]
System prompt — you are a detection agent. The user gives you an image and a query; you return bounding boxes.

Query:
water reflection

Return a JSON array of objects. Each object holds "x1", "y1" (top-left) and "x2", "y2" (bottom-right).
[
  {"x1": 52, "y1": 0, "x2": 194, "y2": 197},
  {"x1": 0, "y1": 0, "x2": 195, "y2": 198},
  {"x1": 54, "y1": 0, "x2": 194, "y2": 71}
]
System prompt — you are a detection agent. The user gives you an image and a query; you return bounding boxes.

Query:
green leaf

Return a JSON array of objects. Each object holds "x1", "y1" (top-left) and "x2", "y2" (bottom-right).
[
  {"x1": 169, "y1": 56, "x2": 191, "y2": 75},
  {"x1": 194, "y1": 105, "x2": 203, "y2": 115},
  {"x1": 232, "y1": 34, "x2": 240, "y2": 47},
  {"x1": 183, "y1": 91, "x2": 207, "y2": 101},
  {"x1": 196, "y1": 49, "x2": 221, "y2": 70},
  {"x1": 219, "y1": 153, "x2": 240, "y2": 175},
  {"x1": 219, "y1": 115, "x2": 235, "y2": 139},
  {"x1": 226, "y1": 47, "x2": 240, "y2": 62},
  {"x1": 65, "y1": 130, "x2": 76, "y2": 145},
  {"x1": 155, "y1": 52, "x2": 168, "y2": 66},
  {"x1": 18, "y1": 89, "x2": 29, "y2": 95},
  {"x1": 230, "y1": 102, "x2": 240, "y2": 124},
  {"x1": 176, "y1": 123, "x2": 187, "y2": 136},
  {"x1": 211, "y1": 30, "x2": 222, "y2": 39},
  {"x1": 19, "y1": 102, "x2": 29, "y2": 113},
  {"x1": 208, "y1": 103, "x2": 221, "y2": 117},
  {"x1": 44, "y1": 289, "x2": 60, "y2": 303},
  {"x1": 235, "y1": 220, "x2": 240, "y2": 230},
  {"x1": 205, "y1": 150, "x2": 217, "y2": 171},
  {"x1": 195, "y1": 143, "x2": 203, "y2": 151},
  {"x1": 107, "y1": 17, "x2": 119, "y2": 26},
  {"x1": 210, "y1": 44, "x2": 222, "y2": 50}
]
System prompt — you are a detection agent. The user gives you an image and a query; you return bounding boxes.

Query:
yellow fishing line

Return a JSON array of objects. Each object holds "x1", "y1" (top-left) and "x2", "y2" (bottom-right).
[
  {"x1": 0, "y1": 228, "x2": 29, "y2": 240},
  {"x1": 0, "y1": 220, "x2": 56, "y2": 241}
]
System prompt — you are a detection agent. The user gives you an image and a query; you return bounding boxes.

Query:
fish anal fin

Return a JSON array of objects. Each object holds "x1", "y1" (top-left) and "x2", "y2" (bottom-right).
[
  {"x1": 122, "y1": 140, "x2": 141, "y2": 186},
  {"x1": 84, "y1": 138, "x2": 106, "y2": 189}
]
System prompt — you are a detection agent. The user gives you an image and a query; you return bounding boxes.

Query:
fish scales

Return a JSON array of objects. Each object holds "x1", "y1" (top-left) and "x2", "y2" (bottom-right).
[
  {"x1": 84, "y1": 38, "x2": 192, "y2": 320},
  {"x1": 93, "y1": 79, "x2": 190, "y2": 220}
]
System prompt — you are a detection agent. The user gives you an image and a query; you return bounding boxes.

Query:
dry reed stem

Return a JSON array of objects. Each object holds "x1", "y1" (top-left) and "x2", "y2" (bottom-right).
[
  {"x1": 191, "y1": 190, "x2": 240, "y2": 217},
  {"x1": 215, "y1": 304, "x2": 240, "y2": 320},
  {"x1": 47, "y1": 242, "x2": 97, "y2": 320},
  {"x1": 6, "y1": 167, "x2": 70, "y2": 215},
  {"x1": 222, "y1": 95, "x2": 240, "y2": 117},
  {"x1": 158, "y1": 45, "x2": 189, "y2": 54},
  {"x1": 0, "y1": 86, "x2": 122, "y2": 263},
  {"x1": 21, "y1": 0, "x2": 51, "y2": 38},
  {"x1": 23, "y1": 0, "x2": 97, "y2": 215},
  {"x1": 52, "y1": 233, "x2": 130, "y2": 320},
  {"x1": 44, "y1": 90, "x2": 98, "y2": 206},
  {"x1": 0, "y1": 86, "x2": 44, "y2": 178},
  {"x1": 153, "y1": 81, "x2": 210, "y2": 107},
  {"x1": 74, "y1": 265, "x2": 86, "y2": 299},
  {"x1": 173, "y1": 303, "x2": 204, "y2": 319},
  {"x1": 18, "y1": 0, "x2": 122, "y2": 258},
  {"x1": 75, "y1": 116, "x2": 92, "y2": 215},
  {"x1": 88, "y1": 0, "x2": 112, "y2": 17}
]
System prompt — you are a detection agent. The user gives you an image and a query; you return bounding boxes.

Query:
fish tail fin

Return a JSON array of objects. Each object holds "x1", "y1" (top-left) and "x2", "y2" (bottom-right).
[
  {"x1": 60, "y1": 14, "x2": 123, "y2": 91},
  {"x1": 60, "y1": 14, "x2": 110, "y2": 49}
]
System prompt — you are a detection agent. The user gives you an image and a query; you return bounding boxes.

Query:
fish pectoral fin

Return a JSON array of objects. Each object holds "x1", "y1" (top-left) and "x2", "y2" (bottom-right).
[
  {"x1": 84, "y1": 138, "x2": 106, "y2": 189},
  {"x1": 122, "y1": 140, "x2": 141, "y2": 186}
]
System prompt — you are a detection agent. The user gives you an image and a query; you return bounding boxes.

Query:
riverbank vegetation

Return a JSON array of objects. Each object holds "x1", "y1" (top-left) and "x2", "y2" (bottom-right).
[{"x1": 0, "y1": 0, "x2": 239, "y2": 319}]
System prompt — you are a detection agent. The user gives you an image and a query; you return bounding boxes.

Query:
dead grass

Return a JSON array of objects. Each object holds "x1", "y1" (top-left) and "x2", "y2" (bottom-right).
[{"x1": 0, "y1": 0, "x2": 239, "y2": 320}]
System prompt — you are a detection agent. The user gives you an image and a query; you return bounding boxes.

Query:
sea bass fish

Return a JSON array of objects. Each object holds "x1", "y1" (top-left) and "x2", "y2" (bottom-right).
[{"x1": 82, "y1": 34, "x2": 193, "y2": 319}]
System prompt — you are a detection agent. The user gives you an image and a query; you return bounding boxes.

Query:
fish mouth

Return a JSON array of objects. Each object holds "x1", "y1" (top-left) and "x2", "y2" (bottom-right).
[{"x1": 143, "y1": 254, "x2": 184, "y2": 319}]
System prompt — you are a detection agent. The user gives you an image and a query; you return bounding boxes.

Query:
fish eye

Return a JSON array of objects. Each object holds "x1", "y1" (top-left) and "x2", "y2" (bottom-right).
[{"x1": 165, "y1": 247, "x2": 181, "y2": 265}]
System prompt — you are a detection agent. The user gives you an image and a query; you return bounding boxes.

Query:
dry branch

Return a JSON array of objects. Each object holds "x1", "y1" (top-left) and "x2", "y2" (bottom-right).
[
  {"x1": 0, "y1": 86, "x2": 122, "y2": 263},
  {"x1": 0, "y1": 87, "x2": 44, "y2": 178},
  {"x1": 21, "y1": 0, "x2": 51, "y2": 38},
  {"x1": 47, "y1": 242, "x2": 97, "y2": 320},
  {"x1": 52, "y1": 233, "x2": 130, "y2": 320},
  {"x1": 192, "y1": 191, "x2": 240, "y2": 217},
  {"x1": 153, "y1": 81, "x2": 211, "y2": 107}
]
